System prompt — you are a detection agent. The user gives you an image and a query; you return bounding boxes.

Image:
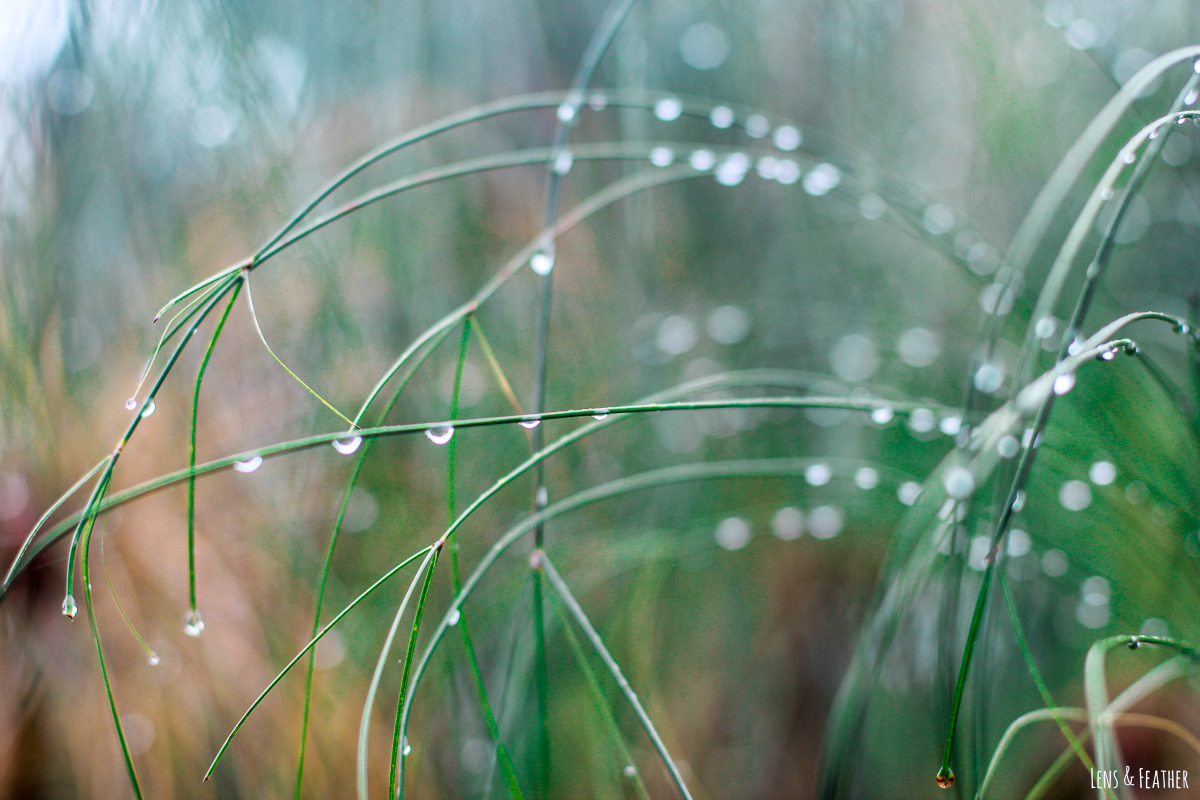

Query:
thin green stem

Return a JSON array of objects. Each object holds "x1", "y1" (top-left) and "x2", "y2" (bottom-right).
[
  {"x1": 188, "y1": 279, "x2": 243, "y2": 613},
  {"x1": 937, "y1": 562, "x2": 994, "y2": 788},
  {"x1": 389, "y1": 545, "x2": 441, "y2": 799},
  {"x1": 538, "y1": 553, "x2": 694, "y2": 800}
]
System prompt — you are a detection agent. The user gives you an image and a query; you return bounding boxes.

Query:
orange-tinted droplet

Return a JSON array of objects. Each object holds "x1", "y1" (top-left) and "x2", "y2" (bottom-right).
[{"x1": 936, "y1": 767, "x2": 954, "y2": 789}]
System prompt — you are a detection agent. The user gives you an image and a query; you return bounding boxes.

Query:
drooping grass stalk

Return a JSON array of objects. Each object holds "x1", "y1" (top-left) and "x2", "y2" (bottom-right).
[
  {"x1": 187, "y1": 279, "x2": 243, "y2": 617},
  {"x1": 356, "y1": 548, "x2": 438, "y2": 800},
  {"x1": 548, "y1": 584, "x2": 652, "y2": 800},
  {"x1": 204, "y1": 544, "x2": 434, "y2": 781},
  {"x1": 100, "y1": 513, "x2": 158, "y2": 664},
  {"x1": 538, "y1": 553, "x2": 694, "y2": 800},
  {"x1": 936, "y1": 559, "x2": 993, "y2": 789},
  {"x1": 388, "y1": 544, "x2": 441, "y2": 799},
  {"x1": 296, "y1": 322, "x2": 456, "y2": 799},
  {"x1": 77, "y1": 469, "x2": 144, "y2": 799},
  {"x1": 243, "y1": 273, "x2": 357, "y2": 429}
]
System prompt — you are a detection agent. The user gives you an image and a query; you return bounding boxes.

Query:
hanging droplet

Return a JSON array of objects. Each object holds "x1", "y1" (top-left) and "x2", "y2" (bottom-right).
[
  {"x1": 936, "y1": 767, "x2": 954, "y2": 788},
  {"x1": 426, "y1": 425, "x2": 454, "y2": 445},
  {"x1": 141, "y1": 398, "x2": 156, "y2": 418},
  {"x1": 519, "y1": 418, "x2": 541, "y2": 429},
  {"x1": 447, "y1": 609, "x2": 461, "y2": 627},
  {"x1": 556, "y1": 103, "x2": 577, "y2": 123},
  {"x1": 147, "y1": 652, "x2": 161, "y2": 666},
  {"x1": 332, "y1": 436, "x2": 362, "y2": 455},
  {"x1": 62, "y1": 594, "x2": 79, "y2": 619},
  {"x1": 1100, "y1": 349, "x2": 1116, "y2": 361},
  {"x1": 997, "y1": 435, "x2": 1020, "y2": 458},
  {"x1": 1100, "y1": 187, "x2": 1114, "y2": 201},
  {"x1": 125, "y1": 397, "x2": 138, "y2": 411},
  {"x1": 870, "y1": 407, "x2": 893, "y2": 424},
  {"x1": 1149, "y1": 128, "x2": 1160, "y2": 140},
  {"x1": 649, "y1": 147, "x2": 674, "y2": 167},
  {"x1": 1187, "y1": 88, "x2": 1200, "y2": 106},
  {"x1": 1122, "y1": 150, "x2": 1136, "y2": 164},
  {"x1": 1193, "y1": 57, "x2": 1200, "y2": 74},
  {"x1": 536, "y1": 486, "x2": 549, "y2": 509},
  {"x1": 402, "y1": 736, "x2": 412, "y2": 756},
  {"x1": 653, "y1": 97, "x2": 683, "y2": 121},
  {"x1": 1128, "y1": 636, "x2": 1141, "y2": 650},
  {"x1": 709, "y1": 106, "x2": 734, "y2": 128},
  {"x1": 592, "y1": 409, "x2": 610, "y2": 420},
  {"x1": 1178, "y1": 116, "x2": 1189, "y2": 124},
  {"x1": 552, "y1": 150, "x2": 574, "y2": 175},
  {"x1": 688, "y1": 149, "x2": 716, "y2": 171},
  {"x1": 184, "y1": 609, "x2": 205, "y2": 636},
  {"x1": 623, "y1": 765, "x2": 637, "y2": 778},
  {"x1": 1174, "y1": 321, "x2": 1191, "y2": 335},
  {"x1": 233, "y1": 455, "x2": 263, "y2": 473},
  {"x1": 1052, "y1": 372, "x2": 1076, "y2": 395},
  {"x1": 530, "y1": 241, "x2": 556, "y2": 276}
]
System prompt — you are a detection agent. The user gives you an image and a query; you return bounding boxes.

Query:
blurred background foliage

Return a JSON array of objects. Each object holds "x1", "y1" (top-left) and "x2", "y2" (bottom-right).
[{"x1": 2, "y1": 0, "x2": 1200, "y2": 798}]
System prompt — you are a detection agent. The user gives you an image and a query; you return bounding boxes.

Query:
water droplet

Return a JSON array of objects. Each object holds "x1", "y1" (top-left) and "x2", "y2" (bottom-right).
[
  {"x1": 1122, "y1": 150, "x2": 1136, "y2": 164},
  {"x1": 715, "y1": 516, "x2": 752, "y2": 550},
  {"x1": 1012, "y1": 489, "x2": 1026, "y2": 511},
  {"x1": 897, "y1": 482, "x2": 921, "y2": 506},
  {"x1": 1100, "y1": 187, "x2": 1114, "y2": 201},
  {"x1": 1067, "y1": 337, "x2": 1083, "y2": 355},
  {"x1": 519, "y1": 418, "x2": 541, "y2": 429},
  {"x1": 744, "y1": 114, "x2": 769, "y2": 138},
  {"x1": 974, "y1": 363, "x2": 1003, "y2": 394},
  {"x1": 1052, "y1": 372, "x2": 1076, "y2": 395},
  {"x1": 653, "y1": 97, "x2": 682, "y2": 121},
  {"x1": 709, "y1": 106, "x2": 734, "y2": 129},
  {"x1": 715, "y1": 153, "x2": 750, "y2": 186},
  {"x1": 943, "y1": 466, "x2": 976, "y2": 499},
  {"x1": 755, "y1": 156, "x2": 778, "y2": 180},
  {"x1": 870, "y1": 407, "x2": 893, "y2": 424},
  {"x1": 184, "y1": 609, "x2": 205, "y2": 636},
  {"x1": 649, "y1": 146, "x2": 674, "y2": 167},
  {"x1": 1149, "y1": 128, "x2": 1160, "y2": 140},
  {"x1": 147, "y1": 652, "x2": 161, "y2": 666},
  {"x1": 536, "y1": 486, "x2": 549, "y2": 508},
  {"x1": 588, "y1": 93, "x2": 607, "y2": 111},
  {"x1": 125, "y1": 398, "x2": 138, "y2": 411},
  {"x1": 997, "y1": 435, "x2": 1019, "y2": 458},
  {"x1": 1035, "y1": 317, "x2": 1056, "y2": 339},
  {"x1": 403, "y1": 736, "x2": 412, "y2": 756},
  {"x1": 426, "y1": 425, "x2": 454, "y2": 445},
  {"x1": 688, "y1": 149, "x2": 716, "y2": 171},
  {"x1": 1127, "y1": 636, "x2": 1140, "y2": 649},
  {"x1": 557, "y1": 103, "x2": 577, "y2": 123},
  {"x1": 1059, "y1": 479, "x2": 1092, "y2": 511},
  {"x1": 805, "y1": 463, "x2": 831, "y2": 486},
  {"x1": 530, "y1": 242, "x2": 555, "y2": 275},
  {"x1": 447, "y1": 608, "x2": 461, "y2": 627},
  {"x1": 772, "y1": 506, "x2": 805, "y2": 539},
  {"x1": 552, "y1": 150, "x2": 573, "y2": 175},
  {"x1": 936, "y1": 767, "x2": 954, "y2": 788},
  {"x1": 939, "y1": 416, "x2": 961, "y2": 436},
  {"x1": 1192, "y1": 57, "x2": 1200, "y2": 74},
  {"x1": 141, "y1": 398, "x2": 156, "y2": 418},
  {"x1": 623, "y1": 765, "x2": 637, "y2": 778},
  {"x1": 803, "y1": 163, "x2": 841, "y2": 196},
  {"x1": 773, "y1": 125, "x2": 802, "y2": 151},
  {"x1": 1174, "y1": 321, "x2": 1191, "y2": 335},
  {"x1": 233, "y1": 455, "x2": 263, "y2": 473},
  {"x1": 774, "y1": 159, "x2": 800, "y2": 184},
  {"x1": 1100, "y1": 349, "x2": 1116, "y2": 361},
  {"x1": 854, "y1": 467, "x2": 879, "y2": 490},
  {"x1": 333, "y1": 436, "x2": 362, "y2": 455},
  {"x1": 1187, "y1": 88, "x2": 1200, "y2": 106},
  {"x1": 62, "y1": 594, "x2": 78, "y2": 619},
  {"x1": 1089, "y1": 460, "x2": 1116, "y2": 485},
  {"x1": 592, "y1": 409, "x2": 609, "y2": 420}
]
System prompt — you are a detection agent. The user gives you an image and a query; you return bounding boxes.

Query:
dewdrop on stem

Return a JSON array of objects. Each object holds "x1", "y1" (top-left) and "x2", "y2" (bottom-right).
[
  {"x1": 592, "y1": 409, "x2": 609, "y2": 420},
  {"x1": 332, "y1": 436, "x2": 362, "y2": 455},
  {"x1": 125, "y1": 398, "x2": 137, "y2": 411},
  {"x1": 62, "y1": 594, "x2": 78, "y2": 619},
  {"x1": 147, "y1": 652, "x2": 161, "y2": 666},
  {"x1": 233, "y1": 455, "x2": 263, "y2": 473},
  {"x1": 530, "y1": 240, "x2": 556, "y2": 276},
  {"x1": 426, "y1": 425, "x2": 454, "y2": 445},
  {"x1": 184, "y1": 609, "x2": 205, "y2": 636},
  {"x1": 141, "y1": 398, "x2": 156, "y2": 418},
  {"x1": 936, "y1": 767, "x2": 954, "y2": 788},
  {"x1": 447, "y1": 608, "x2": 461, "y2": 626},
  {"x1": 519, "y1": 417, "x2": 541, "y2": 429}
]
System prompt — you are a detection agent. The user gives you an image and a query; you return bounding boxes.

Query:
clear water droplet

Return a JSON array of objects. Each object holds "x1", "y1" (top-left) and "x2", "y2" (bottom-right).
[
  {"x1": 141, "y1": 398, "x2": 156, "y2": 418},
  {"x1": 426, "y1": 425, "x2": 454, "y2": 445},
  {"x1": 184, "y1": 609, "x2": 205, "y2": 636},
  {"x1": 588, "y1": 93, "x2": 607, "y2": 111},
  {"x1": 233, "y1": 455, "x2": 263, "y2": 473},
  {"x1": 536, "y1": 486, "x2": 549, "y2": 508},
  {"x1": 1100, "y1": 349, "x2": 1116, "y2": 361},
  {"x1": 1122, "y1": 150, "x2": 1136, "y2": 164},
  {"x1": 1012, "y1": 489, "x2": 1026, "y2": 511},
  {"x1": 125, "y1": 398, "x2": 138, "y2": 411},
  {"x1": 1174, "y1": 321, "x2": 1191, "y2": 335},
  {"x1": 556, "y1": 103, "x2": 577, "y2": 123},
  {"x1": 1034, "y1": 317, "x2": 1057, "y2": 339},
  {"x1": 530, "y1": 243, "x2": 555, "y2": 276},
  {"x1": 688, "y1": 149, "x2": 716, "y2": 171},
  {"x1": 870, "y1": 407, "x2": 893, "y2": 424},
  {"x1": 939, "y1": 416, "x2": 961, "y2": 436},
  {"x1": 1178, "y1": 116, "x2": 1188, "y2": 124},
  {"x1": 1067, "y1": 337, "x2": 1083, "y2": 355},
  {"x1": 974, "y1": 362, "x2": 1003, "y2": 394},
  {"x1": 773, "y1": 125, "x2": 802, "y2": 151},
  {"x1": 1149, "y1": 128, "x2": 1160, "y2": 140},
  {"x1": 402, "y1": 736, "x2": 412, "y2": 756},
  {"x1": 709, "y1": 106, "x2": 734, "y2": 128},
  {"x1": 649, "y1": 146, "x2": 674, "y2": 167},
  {"x1": 997, "y1": 435, "x2": 1019, "y2": 458},
  {"x1": 519, "y1": 418, "x2": 541, "y2": 429},
  {"x1": 744, "y1": 114, "x2": 769, "y2": 138},
  {"x1": 936, "y1": 767, "x2": 954, "y2": 788},
  {"x1": 1187, "y1": 88, "x2": 1199, "y2": 106},
  {"x1": 447, "y1": 608, "x2": 461, "y2": 626},
  {"x1": 147, "y1": 652, "x2": 161, "y2": 666},
  {"x1": 1192, "y1": 57, "x2": 1200, "y2": 74},
  {"x1": 592, "y1": 409, "x2": 609, "y2": 420},
  {"x1": 653, "y1": 97, "x2": 682, "y2": 121},
  {"x1": 62, "y1": 594, "x2": 78, "y2": 619},
  {"x1": 623, "y1": 765, "x2": 637, "y2": 778},
  {"x1": 332, "y1": 436, "x2": 362, "y2": 455},
  {"x1": 552, "y1": 150, "x2": 573, "y2": 175},
  {"x1": 1052, "y1": 372, "x2": 1076, "y2": 395},
  {"x1": 1100, "y1": 187, "x2": 1114, "y2": 201},
  {"x1": 943, "y1": 466, "x2": 976, "y2": 500}
]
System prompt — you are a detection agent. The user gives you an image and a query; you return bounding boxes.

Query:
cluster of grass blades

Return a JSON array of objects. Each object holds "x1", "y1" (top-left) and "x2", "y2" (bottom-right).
[{"x1": 5, "y1": 3, "x2": 1200, "y2": 799}]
